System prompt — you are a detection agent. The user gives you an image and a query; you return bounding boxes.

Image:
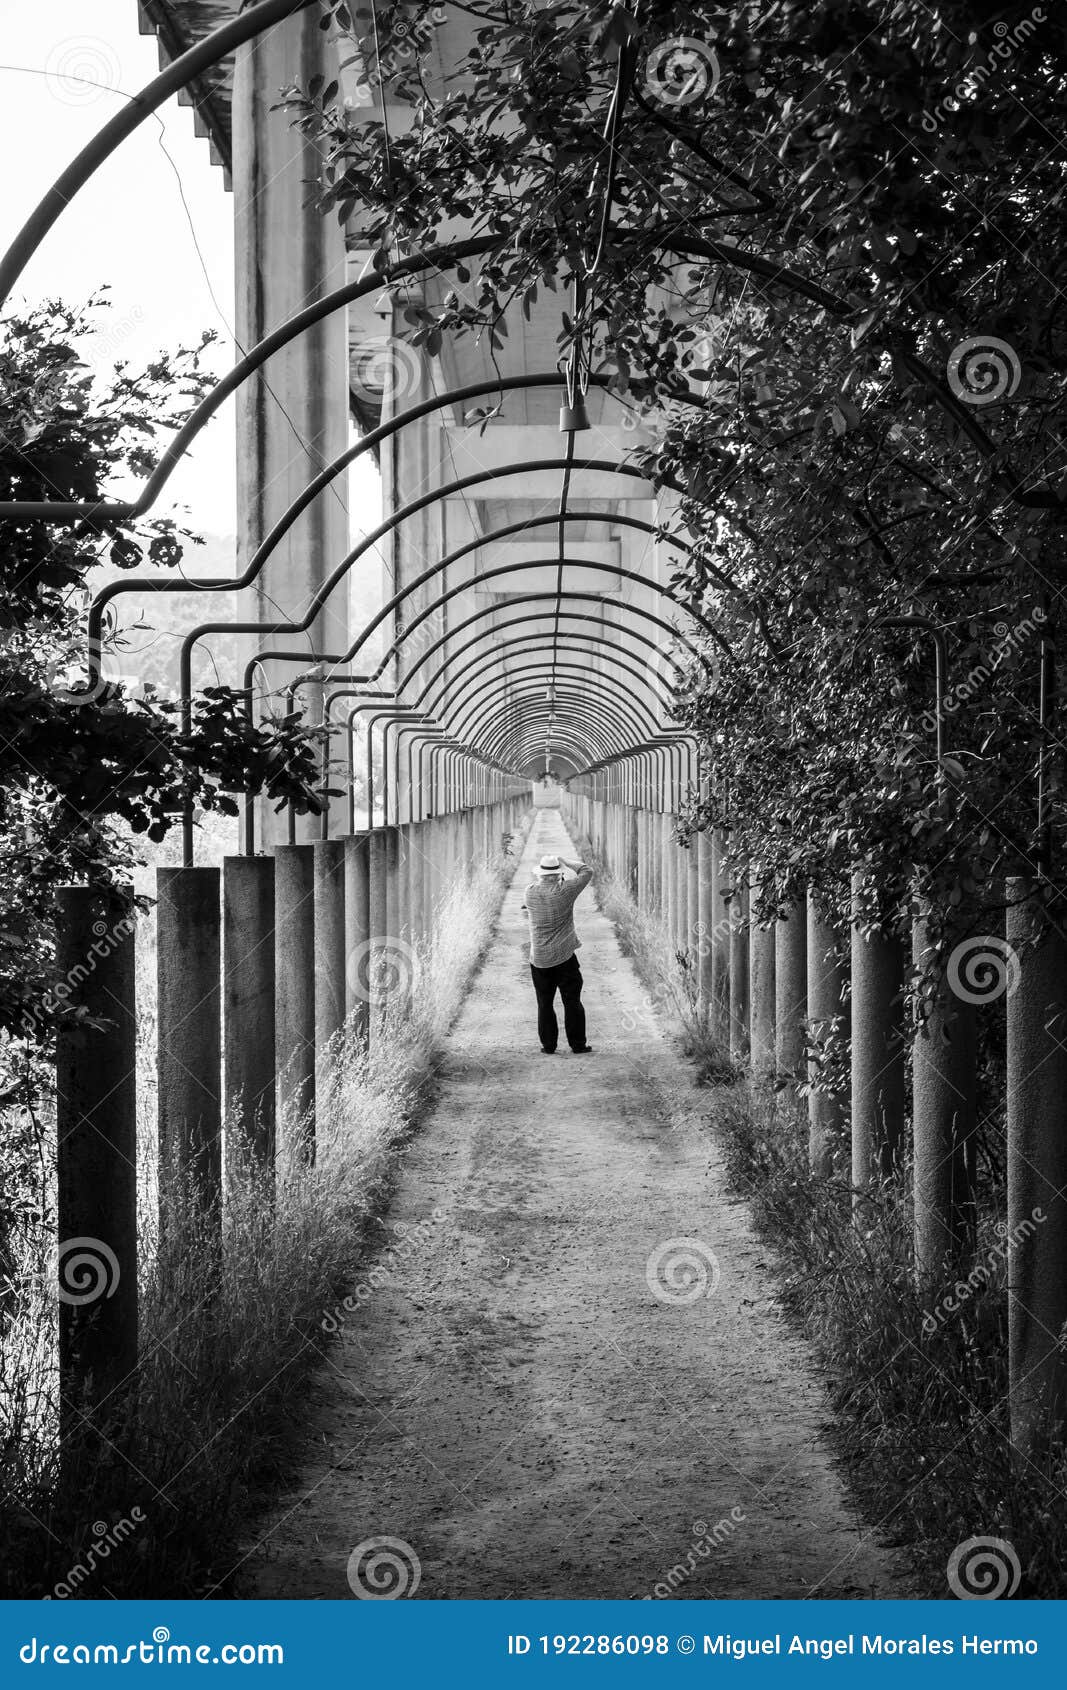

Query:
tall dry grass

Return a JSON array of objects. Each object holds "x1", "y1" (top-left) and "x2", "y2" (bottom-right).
[{"x1": 0, "y1": 830, "x2": 524, "y2": 1597}]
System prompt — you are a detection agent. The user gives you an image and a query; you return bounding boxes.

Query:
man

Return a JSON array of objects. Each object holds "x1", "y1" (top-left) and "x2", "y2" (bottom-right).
[{"x1": 522, "y1": 852, "x2": 593, "y2": 1055}]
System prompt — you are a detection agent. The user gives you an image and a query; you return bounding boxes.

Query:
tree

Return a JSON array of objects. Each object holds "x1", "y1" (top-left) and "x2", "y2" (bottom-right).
[{"x1": 0, "y1": 299, "x2": 324, "y2": 1045}]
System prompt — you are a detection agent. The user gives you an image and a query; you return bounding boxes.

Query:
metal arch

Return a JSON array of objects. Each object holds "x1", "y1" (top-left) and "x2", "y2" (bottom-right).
[
  {"x1": 395, "y1": 600, "x2": 687, "y2": 698},
  {"x1": 463, "y1": 679, "x2": 651, "y2": 763},
  {"x1": 424, "y1": 657, "x2": 662, "y2": 751},
  {"x1": 414, "y1": 633, "x2": 676, "y2": 725},
  {"x1": 195, "y1": 456, "x2": 728, "y2": 706}
]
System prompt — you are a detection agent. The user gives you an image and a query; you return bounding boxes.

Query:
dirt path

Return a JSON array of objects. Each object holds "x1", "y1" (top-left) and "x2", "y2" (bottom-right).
[{"x1": 244, "y1": 810, "x2": 902, "y2": 1600}]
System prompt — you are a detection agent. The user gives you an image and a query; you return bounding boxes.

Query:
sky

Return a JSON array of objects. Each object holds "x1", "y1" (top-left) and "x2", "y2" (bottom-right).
[{"x1": 0, "y1": 0, "x2": 364, "y2": 543}]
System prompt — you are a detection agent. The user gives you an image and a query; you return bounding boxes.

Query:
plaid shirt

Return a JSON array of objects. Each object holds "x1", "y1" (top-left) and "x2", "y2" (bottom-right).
[{"x1": 523, "y1": 867, "x2": 592, "y2": 968}]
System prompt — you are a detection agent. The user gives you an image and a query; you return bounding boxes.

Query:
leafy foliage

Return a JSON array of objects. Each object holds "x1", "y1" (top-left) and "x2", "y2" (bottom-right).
[{"x1": 0, "y1": 300, "x2": 324, "y2": 1044}]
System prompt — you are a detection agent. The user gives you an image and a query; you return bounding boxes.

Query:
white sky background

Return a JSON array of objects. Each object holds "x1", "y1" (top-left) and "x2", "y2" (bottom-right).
[
  {"x1": 0, "y1": 1, "x2": 378, "y2": 548},
  {"x1": 0, "y1": 2, "x2": 240, "y2": 535}
]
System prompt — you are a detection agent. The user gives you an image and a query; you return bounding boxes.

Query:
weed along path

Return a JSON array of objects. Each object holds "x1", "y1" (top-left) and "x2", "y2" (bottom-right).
[{"x1": 245, "y1": 810, "x2": 902, "y2": 1600}]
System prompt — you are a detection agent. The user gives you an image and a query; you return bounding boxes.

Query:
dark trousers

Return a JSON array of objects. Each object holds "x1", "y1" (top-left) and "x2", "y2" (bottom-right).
[{"x1": 530, "y1": 954, "x2": 586, "y2": 1052}]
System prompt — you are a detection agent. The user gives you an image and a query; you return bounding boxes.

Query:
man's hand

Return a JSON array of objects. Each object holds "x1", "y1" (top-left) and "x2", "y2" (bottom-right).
[{"x1": 563, "y1": 858, "x2": 585, "y2": 873}]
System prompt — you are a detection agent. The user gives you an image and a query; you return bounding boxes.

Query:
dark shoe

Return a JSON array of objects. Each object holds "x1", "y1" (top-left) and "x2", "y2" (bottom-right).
[
  {"x1": 540, "y1": 1046, "x2": 558, "y2": 1055},
  {"x1": 571, "y1": 1045, "x2": 593, "y2": 1055}
]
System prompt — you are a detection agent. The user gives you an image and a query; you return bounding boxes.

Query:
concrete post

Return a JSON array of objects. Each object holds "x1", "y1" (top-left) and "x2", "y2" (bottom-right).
[
  {"x1": 696, "y1": 830, "x2": 713, "y2": 1017},
  {"x1": 223, "y1": 855, "x2": 276, "y2": 1170},
  {"x1": 344, "y1": 832, "x2": 371, "y2": 1044},
  {"x1": 314, "y1": 839, "x2": 347, "y2": 1097},
  {"x1": 850, "y1": 873, "x2": 906, "y2": 1191},
  {"x1": 274, "y1": 844, "x2": 316, "y2": 1159},
  {"x1": 1005, "y1": 882, "x2": 1067, "y2": 1452},
  {"x1": 710, "y1": 831, "x2": 731, "y2": 1044},
  {"x1": 55, "y1": 887, "x2": 137, "y2": 1444},
  {"x1": 729, "y1": 876, "x2": 750, "y2": 1064},
  {"x1": 749, "y1": 913, "x2": 776, "y2": 1080},
  {"x1": 157, "y1": 867, "x2": 222, "y2": 1230},
  {"x1": 806, "y1": 894, "x2": 847, "y2": 1177},
  {"x1": 912, "y1": 908, "x2": 977, "y2": 1282},
  {"x1": 775, "y1": 902, "x2": 808, "y2": 1085},
  {"x1": 628, "y1": 808, "x2": 639, "y2": 898}
]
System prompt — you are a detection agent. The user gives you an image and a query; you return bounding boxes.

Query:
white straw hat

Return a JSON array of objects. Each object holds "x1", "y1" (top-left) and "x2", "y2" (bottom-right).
[{"x1": 537, "y1": 854, "x2": 562, "y2": 876}]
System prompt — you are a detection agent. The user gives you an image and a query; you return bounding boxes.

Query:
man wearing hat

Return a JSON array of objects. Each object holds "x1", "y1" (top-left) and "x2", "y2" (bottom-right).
[{"x1": 522, "y1": 853, "x2": 594, "y2": 1054}]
